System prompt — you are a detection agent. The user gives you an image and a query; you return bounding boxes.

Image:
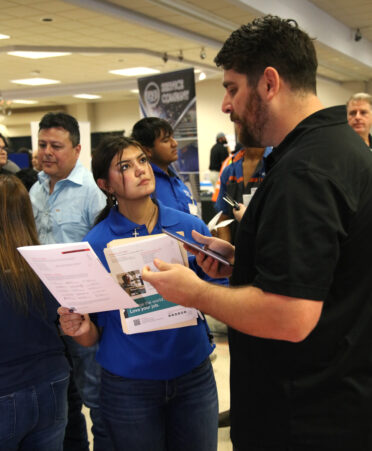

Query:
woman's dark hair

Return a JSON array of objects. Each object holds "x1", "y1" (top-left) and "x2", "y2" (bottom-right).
[
  {"x1": 215, "y1": 15, "x2": 318, "y2": 94},
  {"x1": 131, "y1": 117, "x2": 173, "y2": 148},
  {"x1": 0, "y1": 175, "x2": 42, "y2": 312},
  {"x1": 92, "y1": 135, "x2": 142, "y2": 224}
]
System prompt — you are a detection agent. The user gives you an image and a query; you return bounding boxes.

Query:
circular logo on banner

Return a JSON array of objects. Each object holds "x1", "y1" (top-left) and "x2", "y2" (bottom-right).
[{"x1": 144, "y1": 82, "x2": 160, "y2": 108}]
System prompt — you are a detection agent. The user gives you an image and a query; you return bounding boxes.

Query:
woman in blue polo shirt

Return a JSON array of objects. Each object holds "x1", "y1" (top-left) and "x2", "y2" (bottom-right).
[{"x1": 58, "y1": 136, "x2": 225, "y2": 451}]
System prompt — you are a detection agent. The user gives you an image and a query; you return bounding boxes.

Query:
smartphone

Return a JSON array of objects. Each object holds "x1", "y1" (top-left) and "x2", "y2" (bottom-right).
[{"x1": 162, "y1": 229, "x2": 232, "y2": 266}]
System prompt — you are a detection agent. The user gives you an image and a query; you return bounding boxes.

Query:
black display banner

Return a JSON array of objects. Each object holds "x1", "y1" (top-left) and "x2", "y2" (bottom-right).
[{"x1": 138, "y1": 68, "x2": 200, "y2": 202}]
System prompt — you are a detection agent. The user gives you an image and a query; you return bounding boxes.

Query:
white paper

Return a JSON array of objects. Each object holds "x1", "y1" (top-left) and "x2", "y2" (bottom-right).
[
  {"x1": 18, "y1": 242, "x2": 138, "y2": 314},
  {"x1": 104, "y1": 234, "x2": 198, "y2": 334},
  {"x1": 243, "y1": 187, "x2": 258, "y2": 207},
  {"x1": 207, "y1": 210, "x2": 234, "y2": 232}
]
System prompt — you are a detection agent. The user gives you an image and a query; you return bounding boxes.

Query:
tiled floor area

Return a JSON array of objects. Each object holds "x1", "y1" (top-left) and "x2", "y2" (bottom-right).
[{"x1": 84, "y1": 316, "x2": 232, "y2": 450}]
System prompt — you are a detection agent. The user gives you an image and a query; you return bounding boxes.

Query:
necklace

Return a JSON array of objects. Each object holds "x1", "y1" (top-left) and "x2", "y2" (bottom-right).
[
  {"x1": 130, "y1": 203, "x2": 158, "y2": 237},
  {"x1": 145, "y1": 203, "x2": 158, "y2": 232}
]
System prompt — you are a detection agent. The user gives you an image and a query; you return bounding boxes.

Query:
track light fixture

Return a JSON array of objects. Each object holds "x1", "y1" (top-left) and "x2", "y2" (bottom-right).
[
  {"x1": 178, "y1": 50, "x2": 184, "y2": 61},
  {"x1": 354, "y1": 28, "x2": 362, "y2": 42},
  {"x1": 162, "y1": 52, "x2": 168, "y2": 63},
  {"x1": 200, "y1": 47, "x2": 206, "y2": 59}
]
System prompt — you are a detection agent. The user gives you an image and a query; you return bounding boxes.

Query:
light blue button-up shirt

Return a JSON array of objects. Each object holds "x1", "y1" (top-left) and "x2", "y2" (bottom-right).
[{"x1": 30, "y1": 161, "x2": 106, "y2": 244}]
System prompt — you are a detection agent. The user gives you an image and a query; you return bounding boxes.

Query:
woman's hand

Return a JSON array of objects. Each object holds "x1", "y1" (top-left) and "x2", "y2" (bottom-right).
[{"x1": 58, "y1": 307, "x2": 92, "y2": 337}]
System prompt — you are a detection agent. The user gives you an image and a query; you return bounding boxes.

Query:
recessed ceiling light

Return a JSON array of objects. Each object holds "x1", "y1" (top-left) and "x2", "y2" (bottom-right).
[
  {"x1": 8, "y1": 51, "x2": 71, "y2": 59},
  {"x1": 11, "y1": 78, "x2": 60, "y2": 86},
  {"x1": 198, "y1": 72, "x2": 206, "y2": 81},
  {"x1": 130, "y1": 89, "x2": 139, "y2": 94},
  {"x1": 0, "y1": 34, "x2": 10, "y2": 40},
  {"x1": 109, "y1": 67, "x2": 160, "y2": 77},
  {"x1": 12, "y1": 99, "x2": 38, "y2": 104},
  {"x1": 73, "y1": 94, "x2": 101, "y2": 100}
]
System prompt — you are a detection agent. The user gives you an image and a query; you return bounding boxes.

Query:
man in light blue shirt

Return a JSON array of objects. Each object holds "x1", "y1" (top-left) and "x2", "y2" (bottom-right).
[
  {"x1": 30, "y1": 118, "x2": 106, "y2": 244},
  {"x1": 31, "y1": 159, "x2": 105, "y2": 244},
  {"x1": 29, "y1": 112, "x2": 110, "y2": 451}
]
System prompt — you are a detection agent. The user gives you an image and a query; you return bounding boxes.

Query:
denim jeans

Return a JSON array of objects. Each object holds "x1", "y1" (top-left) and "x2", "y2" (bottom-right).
[
  {"x1": 0, "y1": 372, "x2": 69, "y2": 451},
  {"x1": 101, "y1": 358, "x2": 218, "y2": 451},
  {"x1": 63, "y1": 336, "x2": 113, "y2": 451},
  {"x1": 63, "y1": 370, "x2": 89, "y2": 451}
]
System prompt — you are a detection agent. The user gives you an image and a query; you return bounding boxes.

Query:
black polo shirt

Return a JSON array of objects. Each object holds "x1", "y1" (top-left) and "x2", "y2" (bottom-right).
[{"x1": 230, "y1": 106, "x2": 372, "y2": 450}]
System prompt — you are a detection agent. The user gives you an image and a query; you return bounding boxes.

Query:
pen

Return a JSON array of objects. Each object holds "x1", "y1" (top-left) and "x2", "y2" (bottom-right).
[{"x1": 222, "y1": 195, "x2": 240, "y2": 210}]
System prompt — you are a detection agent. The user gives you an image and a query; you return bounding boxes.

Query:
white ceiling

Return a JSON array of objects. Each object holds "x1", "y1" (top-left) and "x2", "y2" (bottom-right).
[{"x1": 1, "y1": 0, "x2": 372, "y2": 110}]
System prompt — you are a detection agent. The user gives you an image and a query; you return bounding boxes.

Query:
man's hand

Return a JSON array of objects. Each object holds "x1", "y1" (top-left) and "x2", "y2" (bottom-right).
[
  {"x1": 233, "y1": 203, "x2": 246, "y2": 222},
  {"x1": 184, "y1": 230, "x2": 235, "y2": 278},
  {"x1": 142, "y1": 259, "x2": 206, "y2": 308},
  {"x1": 58, "y1": 307, "x2": 92, "y2": 337}
]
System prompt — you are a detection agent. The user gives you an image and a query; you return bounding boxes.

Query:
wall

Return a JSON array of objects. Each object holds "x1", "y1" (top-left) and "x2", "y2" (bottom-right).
[
  {"x1": 1, "y1": 76, "x2": 367, "y2": 173},
  {"x1": 91, "y1": 98, "x2": 140, "y2": 135},
  {"x1": 195, "y1": 78, "x2": 235, "y2": 176},
  {"x1": 317, "y1": 77, "x2": 364, "y2": 107},
  {"x1": 0, "y1": 106, "x2": 66, "y2": 138}
]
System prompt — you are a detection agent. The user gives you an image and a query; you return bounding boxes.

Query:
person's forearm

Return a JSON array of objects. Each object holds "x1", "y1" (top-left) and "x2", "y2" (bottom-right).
[{"x1": 195, "y1": 282, "x2": 322, "y2": 342}]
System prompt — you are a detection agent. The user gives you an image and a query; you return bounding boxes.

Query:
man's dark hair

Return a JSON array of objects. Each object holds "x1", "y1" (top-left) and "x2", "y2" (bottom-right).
[
  {"x1": 214, "y1": 15, "x2": 318, "y2": 93},
  {"x1": 131, "y1": 117, "x2": 173, "y2": 148},
  {"x1": 38, "y1": 112, "x2": 80, "y2": 147}
]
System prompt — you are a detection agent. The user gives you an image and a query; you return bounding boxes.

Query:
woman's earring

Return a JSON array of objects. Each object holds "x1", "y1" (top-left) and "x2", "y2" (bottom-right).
[{"x1": 111, "y1": 193, "x2": 118, "y2": 206}]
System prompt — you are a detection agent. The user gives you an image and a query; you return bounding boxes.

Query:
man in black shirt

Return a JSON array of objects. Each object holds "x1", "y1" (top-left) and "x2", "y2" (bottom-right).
[
  {"x1": 209, "y1": 132, "x2": 229, "y2": 187},
  {"x1": 143, "y1": 15, "x2": 372, "y2": 450}
]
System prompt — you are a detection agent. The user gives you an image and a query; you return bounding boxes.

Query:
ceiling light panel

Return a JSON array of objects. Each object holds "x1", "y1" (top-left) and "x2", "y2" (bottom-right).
[
  {"x1": 73, "y1": 94, "x2": 101, "y2": 99},
  {"x1": 11, "y1": 99, "x2": 38, "y2": 104},
  {"x1": 11, "y1": 78, "x2": 61, "y2": 86},
  {"x1": 109, "y1": 67, "x2": 160, "y2": 76},
  {"x1": 8, "y1": 51, "x2": 71, "y2": 59}
]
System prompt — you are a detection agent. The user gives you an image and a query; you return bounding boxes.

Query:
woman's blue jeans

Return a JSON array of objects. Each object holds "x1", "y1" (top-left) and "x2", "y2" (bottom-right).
[
  {"x1": 101, "y1": 358, "x2": 218, "y2": 451},
  {"x1": 0, "y1": 372, "x2": 69, "y2": 451}
]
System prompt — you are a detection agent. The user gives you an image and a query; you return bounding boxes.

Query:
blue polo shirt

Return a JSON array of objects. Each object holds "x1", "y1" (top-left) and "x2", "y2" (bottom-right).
[
  {"x1": 84, "y1": 201, "x2": 227, "y2": 380},
  {"x1": 151, "y1": 162, "x2": 197, "y2": 215}
]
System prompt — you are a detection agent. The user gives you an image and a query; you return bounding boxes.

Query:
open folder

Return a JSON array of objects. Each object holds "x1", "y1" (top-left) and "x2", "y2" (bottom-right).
[{"x1": 104, "y1": 233, "x2": 199, "y2": 334}]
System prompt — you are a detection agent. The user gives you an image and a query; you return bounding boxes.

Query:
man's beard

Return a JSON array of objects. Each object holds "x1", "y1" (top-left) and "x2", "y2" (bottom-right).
[{"x1": 232, "y1": 89, "x2": 268, "y2": 148}]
